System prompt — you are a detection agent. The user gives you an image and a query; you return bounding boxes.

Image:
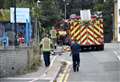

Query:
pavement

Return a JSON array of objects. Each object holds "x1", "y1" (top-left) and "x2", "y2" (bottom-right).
[{"x1": 0, "y1": 46, "x2": 64, "y2": 82}]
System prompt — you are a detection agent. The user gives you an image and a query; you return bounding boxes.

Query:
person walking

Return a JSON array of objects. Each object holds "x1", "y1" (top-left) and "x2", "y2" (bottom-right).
[
  {"x1": 50, "y1": 26, "x2": 57, "y2": 49},
  {"x1": 70, "y1": 40, "x2": 81, "y2": 72},
  {"x1": 40, "y1": 34, "x2": 53, "y2": 67}
]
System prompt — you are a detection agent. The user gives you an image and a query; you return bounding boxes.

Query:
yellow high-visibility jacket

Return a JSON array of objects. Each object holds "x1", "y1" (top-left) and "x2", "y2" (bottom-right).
[
  {"x1": 50, "y1": 29, "x2": 57, "y2": 39},
  {"x1": 40, "y1": 37, "x2": 53, "y2": 52}
]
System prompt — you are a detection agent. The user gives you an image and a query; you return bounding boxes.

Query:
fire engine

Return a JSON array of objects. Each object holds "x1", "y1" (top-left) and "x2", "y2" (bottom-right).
[{"x1": 67, "y1": 16, "x2": 104, "y2": 50}]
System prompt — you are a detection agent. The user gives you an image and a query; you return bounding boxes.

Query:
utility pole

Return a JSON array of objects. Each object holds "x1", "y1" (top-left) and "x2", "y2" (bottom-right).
[
  {"x1": 113, "y1": 0, "x2": 118, "y2": 42},
  {"x1": 65, "y1": 3, "x2": 67, "y2": 19},
  {"x1": 63, "y1": 0, "x2": 69, "y2": 19},
  {"x1": 35, "y1": 0, "x2": 41, "y2": 44},
  {"x1": 14, "y1": 0, "x2": 17, "y2": 46}
]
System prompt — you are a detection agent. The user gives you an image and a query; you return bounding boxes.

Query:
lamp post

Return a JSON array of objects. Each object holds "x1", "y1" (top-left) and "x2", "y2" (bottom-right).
[
  {"x1": 36, "y1": 0, "x2": 41, "y2": 43},
  {"x1": 37, "y1": 0, "x2": 41, "y2": 7},
  {"x1": 14, "y1": 0, "x2": 17, "y2": 46},
  {"x1": 104, "y1": 0, "x2": 106, "y2": 2},
  {"x1": 63, "y1": 0, "x2": 69, "y2": 19}
]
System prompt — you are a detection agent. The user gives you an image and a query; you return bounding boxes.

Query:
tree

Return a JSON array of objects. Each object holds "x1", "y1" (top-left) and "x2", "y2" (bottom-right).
[
  {"x1": 39, "y1": 0, "x2": 62, "y2": 28},
  {"x1": 102, "y1": 0, "x2": 114, "y2": 42},
  {"x1": 0, "y1": 0, "x2": 14, "y2": 8},
  {"x1": 93, "y1": 0, "x2": 114, "y2": 42}
]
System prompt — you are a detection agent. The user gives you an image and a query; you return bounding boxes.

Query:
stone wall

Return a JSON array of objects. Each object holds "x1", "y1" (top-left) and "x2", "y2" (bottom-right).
[{"x1": 0, "y1": 46, "x2": 41, "y2": 77}]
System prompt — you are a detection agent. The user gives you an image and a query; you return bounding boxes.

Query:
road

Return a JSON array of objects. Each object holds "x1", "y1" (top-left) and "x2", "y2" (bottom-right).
[
  {"x1": 0, "y1": 43, "x2": 120, "y2": 82},
  {"x1": 65, "y1": 43, "x2": 120, "y2": 82}
]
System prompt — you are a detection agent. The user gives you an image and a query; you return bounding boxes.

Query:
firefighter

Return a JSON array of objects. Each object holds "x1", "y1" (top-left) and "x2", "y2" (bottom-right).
[
  {"x1": 50, "y1": 27, "x2": 57, "y2": 49},
  {"x1": 40, "y1": 34, "x2": 53, "y2": 67},
  {"x1": 70, "y1": 39, "x2": 81, "y2": 72}
]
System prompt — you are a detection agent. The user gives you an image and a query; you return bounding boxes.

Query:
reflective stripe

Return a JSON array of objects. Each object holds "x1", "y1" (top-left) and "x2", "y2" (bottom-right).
[
  {"x1": 41, "y1": 37, "x2": 52, "y2": 51},
  {"x1": 69, "y1": 19, "x2": 103, "y2": 45}
]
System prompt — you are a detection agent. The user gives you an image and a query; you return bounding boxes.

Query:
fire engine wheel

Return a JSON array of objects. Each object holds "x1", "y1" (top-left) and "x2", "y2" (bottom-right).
[
  {"x1": 80, "y1": 45, "x2": 104, "y2": 51},
  {"x1": 81, "y1": 46, "x2": 91, "y2": 51},
  {"x1": 95, "y1": 45, "x2": 104, "y2": 51},
  {"x1": 99, "y1": 45, "x2": 104, "y2": 50}
]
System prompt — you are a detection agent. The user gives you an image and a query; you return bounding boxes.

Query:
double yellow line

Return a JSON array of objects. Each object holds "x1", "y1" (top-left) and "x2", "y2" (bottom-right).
[{"x1": 60, "y1": 63, "x2": 71, "y2": 82}]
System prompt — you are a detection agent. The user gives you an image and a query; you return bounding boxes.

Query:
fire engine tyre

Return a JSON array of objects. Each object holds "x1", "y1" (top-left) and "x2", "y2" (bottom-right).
[
  {"x1": 96, "y1": 45, "x2": 104, "y2": 51},
  {"x1": 99, "y1": 45, "x2": 104, "y2": 50},
  {"x1": 80, "y1": 45, "x2": 104, "y2": 51},
  {"x1": 81, "y1": 46, "x2": 92, "y2": 51}
]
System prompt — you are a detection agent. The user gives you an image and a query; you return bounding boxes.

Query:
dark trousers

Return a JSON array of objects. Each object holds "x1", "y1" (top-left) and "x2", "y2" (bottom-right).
[
  {"x1": 72, "y1": 54, "x2": 80, "y2": 72},
  {"x1": 43, "y1": 51, "x2": 50, "y2": 67}
]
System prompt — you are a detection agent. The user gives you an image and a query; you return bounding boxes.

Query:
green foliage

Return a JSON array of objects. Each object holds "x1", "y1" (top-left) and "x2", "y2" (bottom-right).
[
  {"x1": 32, "y1": 6, "x2": 42, "y2": 20},
  {"x1": 17, "y1": 2, "x2": 32, "y2": 8},
  {"x1": 94, "y1": 3, "x2": 104, "y2": 11},
  {"x1": 102, "y1": 0, "x2": 114, "y2": 34},
  {"x1": 40, "y1": 0, "x2": 62, "y2": 28},
  {"x1": 0, "y1": 9, "x2": 10, "y2": 21},
  {"x1": 81, "y1": 20, "x2": 90, "y2": 26}
]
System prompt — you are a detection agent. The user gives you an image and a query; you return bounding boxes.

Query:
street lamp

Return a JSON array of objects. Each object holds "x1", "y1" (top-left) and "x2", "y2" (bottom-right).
[
  {"x1": 104, "y1": 0, "x2": 106, "y2": 2},
  {"x1": 36, "y1": 0, "x2": 41, "y2": 43},
  {"x1": 37, "y1": 0, "x2": 41, "y2": 7},
  {"x1": 63, "y1": 0, "x2": 69, "y2": 19}
]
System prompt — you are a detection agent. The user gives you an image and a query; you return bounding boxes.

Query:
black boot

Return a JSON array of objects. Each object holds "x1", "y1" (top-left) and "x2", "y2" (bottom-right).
[
  {"x1": 76, "y1": 65, "x2": 79, "y2": 72},
  {"x1": 73, "y1": 64, "x2": 76, "y2": 72}
]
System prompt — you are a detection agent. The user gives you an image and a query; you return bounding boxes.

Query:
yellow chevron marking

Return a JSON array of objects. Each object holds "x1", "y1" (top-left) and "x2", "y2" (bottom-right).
[
  {"x1": 77, "y1": 26, "x2": 85, "y2": 39},
  {"x1": 87, "y1": 28, "x2": 101, "y2": 45},
  {"x1": 87, "y1": 27, "x2": 98, "y2": 40},
  {"x1": 87, "y1": 27, "x2": 94, "y2": 35},
  {"x1": 97, "y1": 21, "x2": 100, "y2": 24},
  {"x1": 70, "y1": 26, "x2": 74, "y2": 34},
  {"x1": 80, "y1": 27, "x2": 86, "y2": 37},
  {"x1": 80, "y1": 31, "x2": 87, "y2": 41},
  {"x1": 87, "y1": 39, "x2": 93, "y2": 45},
  {"x1": 81, "y1": 25, "x2": 85, "y2": 30},
  {"x1": 82, "y1": 39, "x2": 87, "y2": 45},
  {"x1": 94, "y1": 23, "x2": 103, "y2": 33},
  {"x1": 73, "y1": 29, "x2": 80, "y2": 38},
  {"x1": 94, "y1": 30, "x2": 101, "y2": 38},
  {"x1": 80, "y1": 34, "x2": 87, "y2": 43},
  {"x1": 93, "y1": 25, "x2": 101, "y2": 35},
  {"x1": 88, "y1": 35, "x2": 100, "y2": 45},
  {"x1": 89, "y1": 36, "x2": 99, "y2": 45},
  {"x1": 71, "y1": 24, "x2": 80, "y2": 35},
  {"x1": 88, "y1": 26, "x2": 98, "y2": 38},
  {"x1": 70, "y1": 20, "x2": 103, "y2": 45},
  {"x1": 73, "y1": 22, "x2": 78, "y2": 26},
  {"x1": 95, "y1": 40, "x2": 100, "y2": 45},
  {"x1": 80, "y1": 35, "x2": 87, "y2": 43},
  {"x1": 88, "y1": 34, "x2": 94, "y2": 41},
  {"x1": 76, "y1": 33, "x2": 81, "y2": 40},
  {"x1": 100, "y1": 24, "x2": 103, "y2": 29},
  {"x1": 70, "y1": 25, "x2": 74, "y2": 29}
]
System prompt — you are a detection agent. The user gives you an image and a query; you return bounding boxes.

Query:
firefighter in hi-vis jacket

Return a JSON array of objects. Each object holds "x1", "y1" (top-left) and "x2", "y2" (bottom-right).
[{"x1": 40, "y1": 34, "x2": 53, "y2": 67}]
